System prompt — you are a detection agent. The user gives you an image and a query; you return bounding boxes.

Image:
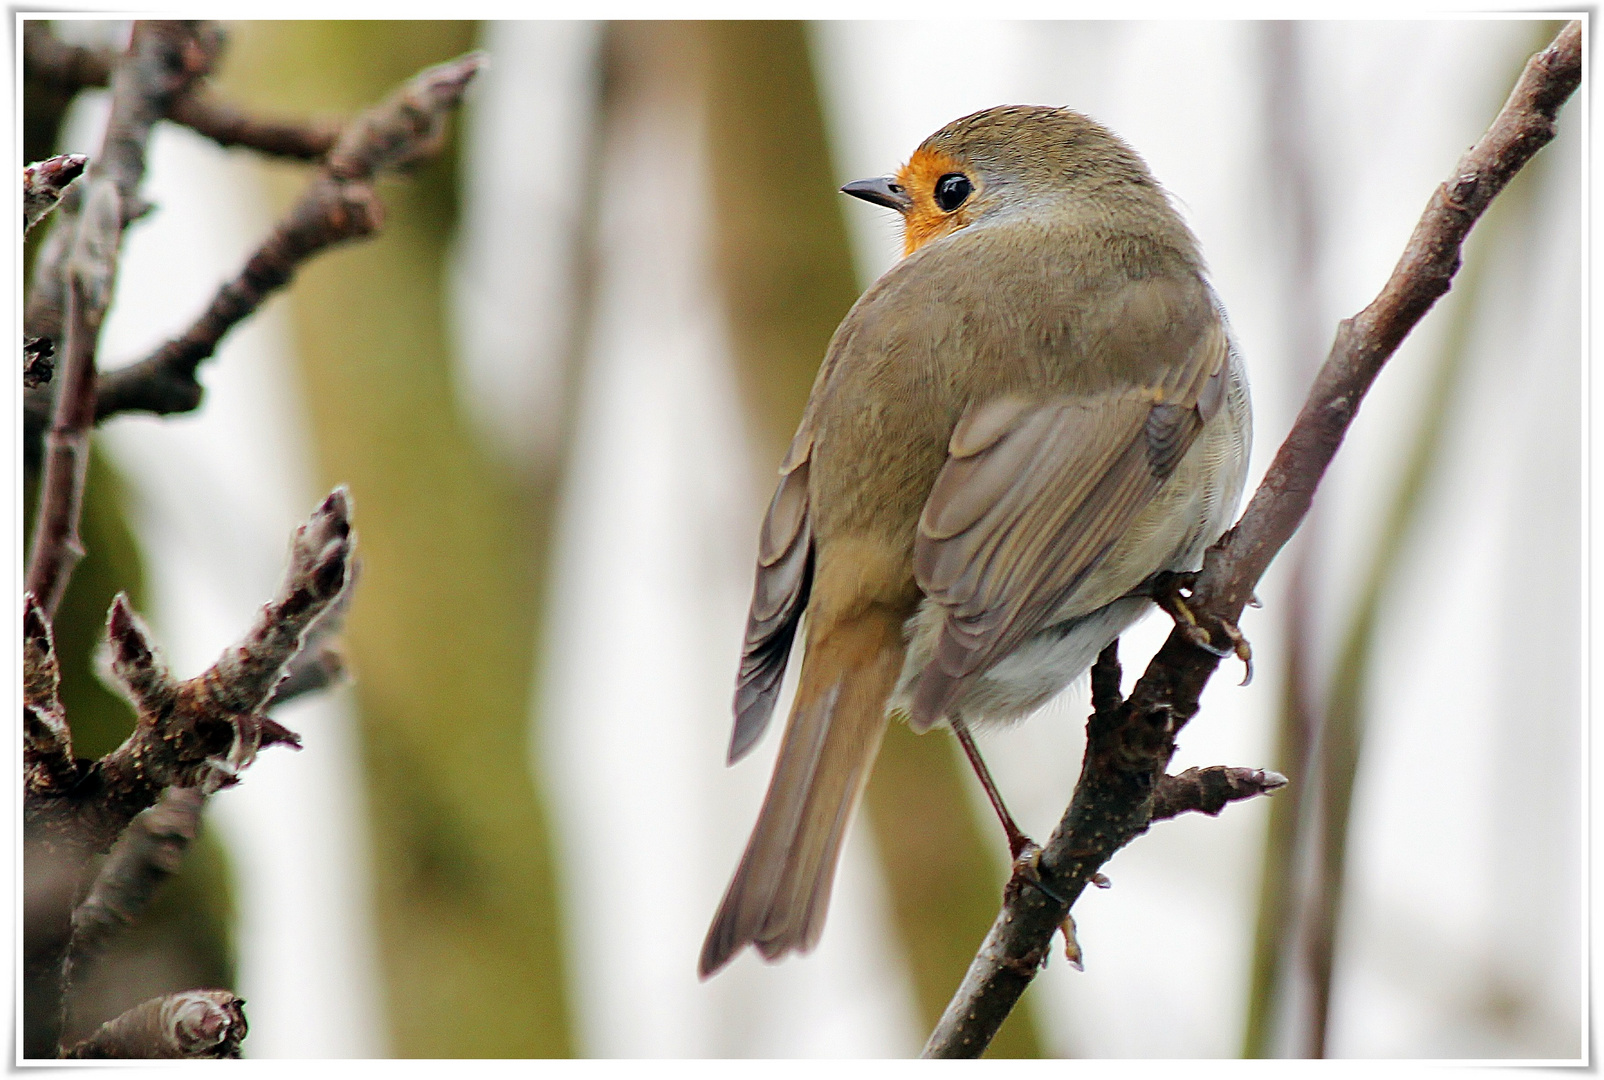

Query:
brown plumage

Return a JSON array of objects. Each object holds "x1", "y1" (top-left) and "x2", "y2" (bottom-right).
[{"x1": 701, "y1": 106, "x2": 1251, "y2": 978}]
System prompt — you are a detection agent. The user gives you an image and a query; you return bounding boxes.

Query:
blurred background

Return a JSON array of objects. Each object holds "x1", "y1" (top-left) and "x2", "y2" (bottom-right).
[{"x1": 23, "y1": 18, "x2": 1581, "y2": 1059}]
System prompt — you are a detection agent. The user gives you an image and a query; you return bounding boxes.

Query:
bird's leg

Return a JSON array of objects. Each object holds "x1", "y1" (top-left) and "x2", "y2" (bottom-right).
[
  {"x1": 1149, "y1": 570, "x2": 1254, "y2": 685},
  {"x1": 950, "y1": 716, "x2": 1033, "y2": 860}
]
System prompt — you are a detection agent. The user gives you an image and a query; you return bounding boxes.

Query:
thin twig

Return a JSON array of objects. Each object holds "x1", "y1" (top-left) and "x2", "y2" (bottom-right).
[
  {"x1": 89, "y1": 51, "x2": 485, "y2": 423},
  {"x1": 62, "y1": 990, "x2": 247, "y2": 1059},
  {"x1": 24, "y1": 177, "x2": 121, "y2": 618},
  {"x1": 24, "y1": 21, "x2": 339, "y2": 160},
  {"x1": 24, "y1": 21, "x2": 217, "y2": 607},
  {"x1": 24, "y1": 491, "x2": 351, "y2": 1058},
  {"x1": 920, "y1": 20, "x2": 1582, "y2": 1058},
  {"x1": 171, "y1": 89, "x2": 340, "y2": 159},
  {"x1": 22, "y1": 20, "x2": 114, "y2": 93},
  {"x1": 1148, "y1": 766, "x2": 1287, "y2": 822},
  {"x1": 94, "y1": 21, "x2": 224, "y2": 207}
]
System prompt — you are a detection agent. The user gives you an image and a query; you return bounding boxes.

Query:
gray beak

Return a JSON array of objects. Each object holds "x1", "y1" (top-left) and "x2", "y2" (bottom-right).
[{"x1": 841, "y1": 175, "x2": 911, "y2": 212}]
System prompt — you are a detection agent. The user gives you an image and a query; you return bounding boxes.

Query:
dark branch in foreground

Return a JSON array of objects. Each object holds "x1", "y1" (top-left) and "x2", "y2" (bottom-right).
[
  {"x1": 172, "y1": 89, "x2": 341, "y2": 159},
  {"x1": 90, "y1": 51, "x2": 485, "y2": 423},
  {"x1": 63, "y1": 990, "x2": 247, "y2": 1059},
  {"x1": 920, "y1": 19, "x2": 1582, "y2": 1058}
]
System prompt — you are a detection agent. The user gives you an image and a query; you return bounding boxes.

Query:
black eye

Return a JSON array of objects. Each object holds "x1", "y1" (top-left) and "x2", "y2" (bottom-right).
[{"x1": 934, "y1": 173, "x2": 972, "y2": 212}]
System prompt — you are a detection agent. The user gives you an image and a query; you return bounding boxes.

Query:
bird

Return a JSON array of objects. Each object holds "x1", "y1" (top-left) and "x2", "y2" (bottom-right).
[{"x1": 699, "y1": 105, "x2": 1251, "y2": 979}]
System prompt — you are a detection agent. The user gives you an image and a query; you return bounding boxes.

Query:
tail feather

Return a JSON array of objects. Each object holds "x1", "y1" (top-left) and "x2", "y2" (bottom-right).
[{"x1": 700, "y1": 610, "x2": 904, "y2": 978}]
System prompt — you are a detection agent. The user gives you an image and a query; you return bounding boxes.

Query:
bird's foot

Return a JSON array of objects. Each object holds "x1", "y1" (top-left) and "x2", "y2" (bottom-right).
[
  {"x1": 1008, "y1": 845, "x2": 1085, "y2": 968},
  {"x1": 1009, "y1": 840, "x2": 1067, "y2": 905},
  {"x1": 1150, "y1": 571, "x2": 1254, "y2": 686}
]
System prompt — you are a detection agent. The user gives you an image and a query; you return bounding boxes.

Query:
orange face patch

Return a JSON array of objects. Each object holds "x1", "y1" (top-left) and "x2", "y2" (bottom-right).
[{"x1": 895, "y1": 148, "x2": 978, "y2": 256}]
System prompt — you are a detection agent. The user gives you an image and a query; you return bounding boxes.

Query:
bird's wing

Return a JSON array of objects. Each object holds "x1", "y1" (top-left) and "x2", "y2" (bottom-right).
[
  {"x1": 907, "y1": 315, "x2": 1230, "y2": 730},
  {"x1": 728, "y1": 429, "x2": 814, "y2": 764}
]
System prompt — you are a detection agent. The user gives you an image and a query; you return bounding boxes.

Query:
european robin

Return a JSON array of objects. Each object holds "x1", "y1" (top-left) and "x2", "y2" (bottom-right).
[{"x1": 699, "y1": 105, "x2": 1251, "y2": 978}]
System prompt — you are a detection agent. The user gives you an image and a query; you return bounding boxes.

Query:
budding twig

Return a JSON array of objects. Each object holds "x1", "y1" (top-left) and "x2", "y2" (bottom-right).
[
  {"x1": 1148, "y1": 766, "x2": 1288, "y2": 822},
  {"x1": 24, "y1": 153, "x2": 88, "y2": 233},
  {"x1": 23, "y1": 595, "x2": 75, "y2": 797},
  {"x1": 27, "y1": 490, "x2": 351, "y2": 856},
  {"x1": 62, "y1": 990, "x2": 247, "y2": 1059}
]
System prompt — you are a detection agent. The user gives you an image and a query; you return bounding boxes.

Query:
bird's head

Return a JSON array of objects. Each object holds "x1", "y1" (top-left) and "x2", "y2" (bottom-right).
[{"x1": 841, "y1": 105, "x2": 1160, "y2": 256}]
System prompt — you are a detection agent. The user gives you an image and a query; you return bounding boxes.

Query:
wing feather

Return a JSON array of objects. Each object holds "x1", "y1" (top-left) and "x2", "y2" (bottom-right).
[
  {"x1": 730, "y1": 445, "x2": 814, "y2": 764},
  {"x1": 908, "y1": 321, "x2": 1228, "y2": 728}
]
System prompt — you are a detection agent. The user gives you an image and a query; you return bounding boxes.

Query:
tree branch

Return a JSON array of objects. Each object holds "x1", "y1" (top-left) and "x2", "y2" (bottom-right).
[
  {"x1": 171, "y1": 89, "x2": 340, "y2": 159},
  {"x1": 22, "y1": 20, "x2": 114, "y2": 94},
  {"x1": 63, "y1": 788, "x2": 204, "y2": 992},
  {"x1": 24, "y1": 20, "x2": 336, "y2": 160},
  {"x1": 1148, "y1": 766, "x2": 1287, "y2": 822},
  {"x1": 26, "y1": 489, "x2": 352, "y2": 857},
  {"x1": 24, "y1": 20, "x2": 219, "y2": 604},
  {"x1": 89, "y1": 51, "x2": 485, "y2": 422},
  {"x1": 920, "y1": 19, "x2": 1582, "y2": 1058},
  {"x1": 24, "y1": 176, "x2": 121, "y2": 619},
  {"x1": 62, "y1": 990, "x2": 247, "y2": 1059}
]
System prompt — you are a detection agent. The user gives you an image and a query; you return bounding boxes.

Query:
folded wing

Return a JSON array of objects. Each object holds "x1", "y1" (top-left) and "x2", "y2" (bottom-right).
[{"x1": 907, "y1": 318, "x2": 1229, "y2": 730}]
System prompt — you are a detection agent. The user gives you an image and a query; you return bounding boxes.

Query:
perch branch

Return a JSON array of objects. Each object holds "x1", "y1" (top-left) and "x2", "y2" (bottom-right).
[
  {"x1": 921, "y1": 19, "x2": 1582, "y2": 1058},
  {"x1": 90, "y1": 51, "x2": 485, "y2": 422},
  {"x1": 62, "y1": 990, "x2": 247, "y2": 1059}
]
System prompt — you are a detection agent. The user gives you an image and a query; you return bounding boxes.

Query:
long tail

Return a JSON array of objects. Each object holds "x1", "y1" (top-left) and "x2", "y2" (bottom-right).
[{"x1": 699, "y1": 608, "x2": 905, "y2": 978}]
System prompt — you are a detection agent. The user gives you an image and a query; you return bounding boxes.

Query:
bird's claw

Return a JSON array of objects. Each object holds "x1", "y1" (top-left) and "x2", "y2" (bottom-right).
[
  {"x1": 1009, "y1": 841, "x2": 1068, "y2": 906},
  {"x1": 1060, "y1": 910, "x2": 1083, "y2": 970},
  {"x1": 1150, "y1": 571, "x2": 1254, "y2": 686}
]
